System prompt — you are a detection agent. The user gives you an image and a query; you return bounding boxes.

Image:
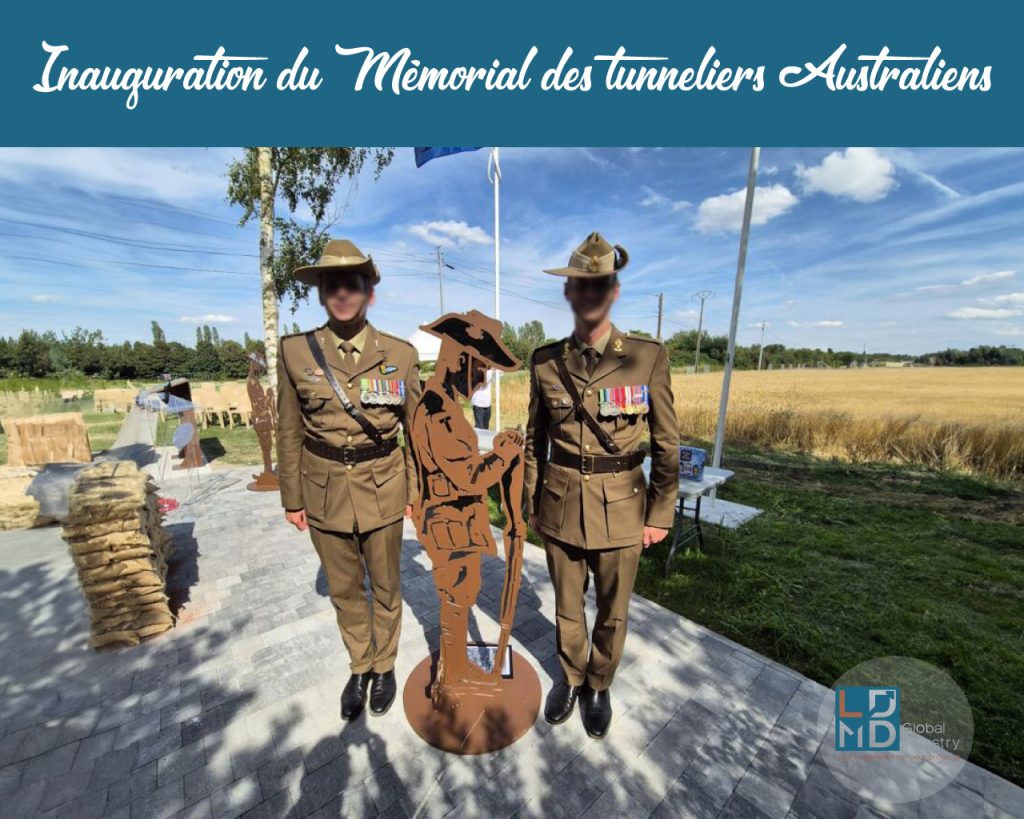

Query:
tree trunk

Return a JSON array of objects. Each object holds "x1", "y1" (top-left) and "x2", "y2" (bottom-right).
[{"x1": 257, "y1": 148, "x2": 278, "y2": 390}]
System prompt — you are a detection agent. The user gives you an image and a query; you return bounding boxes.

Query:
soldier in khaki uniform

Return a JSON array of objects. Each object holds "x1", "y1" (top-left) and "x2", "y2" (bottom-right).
[
  {"x1": 525, "y1": 232, "x2": 679, "y2": 738},
  {"x1": 277, "y1": 239, "x2": 421, "y2": 720}
]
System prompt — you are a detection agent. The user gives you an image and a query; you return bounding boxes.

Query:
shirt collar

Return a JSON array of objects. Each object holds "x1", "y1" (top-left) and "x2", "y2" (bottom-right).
[
  {"x1": 572, "y1": 326, "x2": 612, "y2": 357},
  {"x1": 329, "y1": 323, "x2": 369, "y2": 355}
]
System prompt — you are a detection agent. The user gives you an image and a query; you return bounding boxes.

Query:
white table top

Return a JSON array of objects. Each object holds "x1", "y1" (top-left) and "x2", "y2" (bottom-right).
[{"x1": 642, "y1": 460, "x2": 734, "y2": 498}]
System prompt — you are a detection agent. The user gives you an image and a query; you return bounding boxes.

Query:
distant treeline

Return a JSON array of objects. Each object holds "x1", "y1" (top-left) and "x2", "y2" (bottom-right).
[
  {"x1": 1, "y1": 321, "x2": 1020, "y2": 382},
  {"x1": 0, "y1": 323, "x2": 268, "y2": 381}
]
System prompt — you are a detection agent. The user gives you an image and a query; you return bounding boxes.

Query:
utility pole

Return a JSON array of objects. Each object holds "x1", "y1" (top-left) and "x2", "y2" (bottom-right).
[
  {"x1": 757, "y1": 321, "x2": 767, "y2": 370},
  {"x1": 692, "y1": 289, "x2": 713, "y2": 372},
  {"x1": 656, "y1": 293, "x2": 664, "y2": 340},
  {"x1": 435, "y1": 246, "x2": 446, "y2": 314}
]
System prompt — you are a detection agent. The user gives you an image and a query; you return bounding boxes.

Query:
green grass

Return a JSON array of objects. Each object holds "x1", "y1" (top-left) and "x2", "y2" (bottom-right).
[
  {"x1": 631, "y1": 449, "x2": 1024, "y2": 786},
  {"x1": 155, "y1": 415, "x2": 265, "y2": 467}
]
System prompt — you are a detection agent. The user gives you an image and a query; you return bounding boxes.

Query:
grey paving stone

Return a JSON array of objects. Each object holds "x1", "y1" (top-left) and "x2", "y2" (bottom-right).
[
  {"x1": 23, "y1": 739, "x2": 80, "y2": 783},
  {"x1": 209, "y1": 773, "x2": 263, "y2": 819},
  {"x1": 4, "y1": 473, "x2": 1023, "y2": 819},
  {"x1": 157, "y1": 740, "x2": 207, "y2": 786},
  {"x1": 108, "y1": 760, "x2": 159, "y2": 811},
  {"x1": 131, "y1": 777, "x2": 185, "y2": 819},
  {"x1": 90, "y1": 744, "x2": 141, "y2": 790}
]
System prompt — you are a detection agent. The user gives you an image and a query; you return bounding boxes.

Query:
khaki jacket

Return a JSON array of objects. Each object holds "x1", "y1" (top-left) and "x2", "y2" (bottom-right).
[
  {"x1": 524, "y1": 325, "x2": 679, "y2": 550},
  {"x1": 277, "y1": 323, "x2": 421, "y2": 533}
]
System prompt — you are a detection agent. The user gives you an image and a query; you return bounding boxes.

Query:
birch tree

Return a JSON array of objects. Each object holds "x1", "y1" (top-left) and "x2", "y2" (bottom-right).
[{"x1": 227, "y1": 147, "x2": 394, "y2": 387}]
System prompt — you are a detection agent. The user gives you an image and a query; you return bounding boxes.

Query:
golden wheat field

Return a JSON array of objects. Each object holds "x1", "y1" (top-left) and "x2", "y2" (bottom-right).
[{"x1": 490, "y1": 367, "x2": 1024, "y2": 480}]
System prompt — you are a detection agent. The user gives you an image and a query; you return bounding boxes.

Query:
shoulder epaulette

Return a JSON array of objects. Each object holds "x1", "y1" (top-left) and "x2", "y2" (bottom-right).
[
  {"x1": 626, "y1": 332, "x2": 663, "y2": 346},
  {"x1": 531, "y1": 338, "x2": 565, "y2": 362},
  {"x1": 377, "y1": 330, "x2": 415, "y2": 350}
]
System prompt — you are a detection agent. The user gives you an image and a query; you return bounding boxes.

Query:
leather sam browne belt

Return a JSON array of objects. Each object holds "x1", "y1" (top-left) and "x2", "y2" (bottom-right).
[
  {"x1": 550, "y1": 448, "x2": 645, "y2": 474},
  {"x1": 304, "y1": 435, "x2": 398, "y2": 465}
]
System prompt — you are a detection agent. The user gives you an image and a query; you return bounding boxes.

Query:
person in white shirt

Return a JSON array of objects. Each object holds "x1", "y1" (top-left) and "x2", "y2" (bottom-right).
[{"x1": 471, "y1": 368, "x2": 493, "y2": 429}]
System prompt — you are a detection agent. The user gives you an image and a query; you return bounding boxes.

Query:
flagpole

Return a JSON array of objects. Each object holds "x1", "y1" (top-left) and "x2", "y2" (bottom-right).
[
  {"x1": 710, "y1": 146, "x2": 759, "y2": 496},
  {"x1": 490, "y1": 147, "x2": 502, "y2": 430}
]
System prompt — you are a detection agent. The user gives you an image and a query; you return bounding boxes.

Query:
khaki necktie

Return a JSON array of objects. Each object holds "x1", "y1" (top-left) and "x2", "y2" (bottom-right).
[
  {"x1": 340, "y1": 340, "x2": 356, "y2": 372},
  {"x1": 583, "y1": 348, "x2": 598, "y2": 377}
]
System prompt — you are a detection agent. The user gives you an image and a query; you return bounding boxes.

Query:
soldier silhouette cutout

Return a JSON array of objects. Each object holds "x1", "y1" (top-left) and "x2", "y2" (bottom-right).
[
  {"x1": 246, "y1": 353, "x2": 280, "y2": 491},
  {"x1": 406, "y1": 311, "x2": 540, "y2": 749}
]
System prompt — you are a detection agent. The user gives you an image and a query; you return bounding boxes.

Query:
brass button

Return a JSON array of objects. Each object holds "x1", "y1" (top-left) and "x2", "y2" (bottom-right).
[
  {"x1": 583, "y1": 475, "x2": 591, "y2": 482},
  {"x1": 346, "y1": 464, "x2": 353, "y2": 471},
  {"x1": 585, "y1": 388, "x2": 594, "y2": 396},
  {"x1": 584, "y1": 444, "x2": 591, "y2": 452},
  {"x1": 346, "y1": 435, "x2": 353, "y2": 444},
  {"x1": 346, "y1": 382, "x2": 353, "y2": 389},
  {"x1": 632, "y1": 487, "x2": 639, "y2": 494}
]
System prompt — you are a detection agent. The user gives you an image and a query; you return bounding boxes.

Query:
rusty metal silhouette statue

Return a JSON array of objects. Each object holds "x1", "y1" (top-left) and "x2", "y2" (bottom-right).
[
  {"x1": 403, "y1": 310, "x2": 541, "y2": 754},
  {"x1": 246, "y1": 353, "x2": 280, "y2": 492}
]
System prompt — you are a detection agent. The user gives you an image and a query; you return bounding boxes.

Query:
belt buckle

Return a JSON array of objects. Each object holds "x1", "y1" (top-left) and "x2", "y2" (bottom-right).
[
  {"x1": 340, "y1": 445, "x2": 357, "y2": 465},
  {"x1": 580, "y1": 453, "x2": 594, "y2": 474}
]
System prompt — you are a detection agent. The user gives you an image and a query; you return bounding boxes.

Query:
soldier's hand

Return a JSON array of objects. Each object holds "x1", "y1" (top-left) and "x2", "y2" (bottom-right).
[
  {"x1": 529, "y1": 514, "x2": 538, "y2": 532},
  {"x1": 494, "y1": 430, "x2": 524, "y2": 455},
  {"x1": 642, "y1": 526, "x2": 669, "y2": 549},
  {"x1": 285, "y1": 509, "x2": 308, "y2": 532}
]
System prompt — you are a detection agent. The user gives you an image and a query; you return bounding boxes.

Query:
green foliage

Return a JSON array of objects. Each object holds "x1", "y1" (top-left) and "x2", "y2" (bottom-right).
[
  {"x1": 501, "y1": 319, "x2": 551, "y2": 364},
  {"x1": 923, "y1": 345, "x2": 1024, "y2": 366},
  {"x1": 0, "y1": 323, "x2": 266, "y2": 381},
  {"x1": 226, "y1": 147, "x2": 395, "y2": 311}
]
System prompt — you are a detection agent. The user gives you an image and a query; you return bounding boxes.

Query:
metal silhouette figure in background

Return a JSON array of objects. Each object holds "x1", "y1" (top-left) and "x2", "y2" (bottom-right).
[
  {"x1": 410, "y1": 311, "x2": 525, "y2": 709},
  {"x1": 247, "y1": 352, "x2": 280, "y2": 492}
]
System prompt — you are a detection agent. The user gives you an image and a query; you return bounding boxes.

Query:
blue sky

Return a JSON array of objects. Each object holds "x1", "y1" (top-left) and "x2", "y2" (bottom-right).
[{"x1": 0, "y1": 147, "x2": 1022, "y2": 355}]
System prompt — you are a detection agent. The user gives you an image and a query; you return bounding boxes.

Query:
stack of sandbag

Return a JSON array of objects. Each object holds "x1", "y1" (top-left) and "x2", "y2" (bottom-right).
[
  {"x1": 0, "y1": 466, "x2": 51, "y2": 530},
  {"x1": 61, "y1": 461, "x2": 175, "y2": 649}
]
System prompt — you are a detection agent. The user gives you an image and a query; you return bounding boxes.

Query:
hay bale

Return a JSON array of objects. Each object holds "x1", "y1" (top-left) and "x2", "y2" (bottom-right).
[
  {"x1": 3, "y1": 412, "x2": 91, "y2": 467},
  {"x1": 0, "y1": 466, "x2": 52, "y2": 530},
  {"x1": 60, "y1": 461, "x2": 176, "y2": 650}
]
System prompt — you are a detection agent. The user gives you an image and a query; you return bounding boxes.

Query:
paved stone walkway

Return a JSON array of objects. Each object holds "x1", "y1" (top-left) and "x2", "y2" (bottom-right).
[{"x1": 1, "y1": 467, "x2": 1021, "y2": 819}]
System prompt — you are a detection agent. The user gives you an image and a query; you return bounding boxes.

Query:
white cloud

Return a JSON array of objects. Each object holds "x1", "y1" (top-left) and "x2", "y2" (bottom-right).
[
  {"x1": 640, "y1": 186, "x2": 690, "y2": 212},
  {"x1": 964, "y1": 270, "x2": 1015, "y2": 286},
  {"x1": 788, "y1": 320, "x2": 844, "y2": 328},
  {"x1": 408, "y1": 220, "x2": 492, "y2": 249},
  {"x1": 694, "y1": 184, "x2": 798, "y2": 233},
  {"x1": 988, "y1": 292, "x2": 1024, "y2": 306},
  {"x1": 993, "y1": 327, "x2": 1024, "y2": 336},
  {"x1": 30, "y1": 294, "x2": 61, "y2": 302},
  {"x1": 916, "y1": 270, "x2": 1015, "y2": 293},
  {"x1": 947, "y1": 307, "x2": 1022, "y2": 320},
  {"x1": 179, "y1": 314, "x2": 237, "y2": 324},
  {"x1": 796, "y1": 147, "x2": 896, "y2": 203},
  {"x1": 761, "y1": 165, "x2": 779, "y2": 176}
]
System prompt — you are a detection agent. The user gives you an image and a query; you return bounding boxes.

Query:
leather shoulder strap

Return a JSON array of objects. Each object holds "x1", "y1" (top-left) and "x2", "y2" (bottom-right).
[
  {"x1": 305, "y1": 332, "x2": 385, "y2": 445},
  {"x1": 552, "y1": 353, "x2": 620, "y2": 455}
]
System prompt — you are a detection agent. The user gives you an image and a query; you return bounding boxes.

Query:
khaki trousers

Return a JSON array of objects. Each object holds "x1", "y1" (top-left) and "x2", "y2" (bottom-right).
[
  {"x1": 545, "y1": 538, "x2": 642, "y2": 691},
  {"x1": 310, "y1": 519, "x2": 404, "y2": 674}
]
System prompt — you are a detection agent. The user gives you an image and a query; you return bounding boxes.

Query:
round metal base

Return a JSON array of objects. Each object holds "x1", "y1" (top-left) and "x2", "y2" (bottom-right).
[{"x1": 403, "y1": 650, "x2": 541, "y2": 755}]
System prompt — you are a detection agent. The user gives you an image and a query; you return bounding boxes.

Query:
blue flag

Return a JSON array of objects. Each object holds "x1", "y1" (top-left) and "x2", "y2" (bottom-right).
[{"x1": 415, "y1": 147, "x2": 482, "y2": 167}]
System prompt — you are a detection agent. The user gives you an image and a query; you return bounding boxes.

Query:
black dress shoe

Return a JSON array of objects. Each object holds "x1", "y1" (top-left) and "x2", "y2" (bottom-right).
[
  {"x1": 369, "y1": 670, "x2": 397, "y2": 716},
  {"x1": 341, "y1": 673, "x2": 371, "y2": 720},
  {"x1": 544, "y1": 679, "x2": 580, "y2": 725},
  {"x1": 581, "y1": 686, "x2": 612, "y2": 739}
]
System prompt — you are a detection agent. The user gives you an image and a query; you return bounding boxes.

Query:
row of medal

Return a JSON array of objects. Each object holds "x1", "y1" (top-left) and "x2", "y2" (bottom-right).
[
  {"x1": 597, "y1": 384, "x2": 650, "y2": 417},
  {"x1": 359, "y1": 378, "x2": 406, "y2": 406}
]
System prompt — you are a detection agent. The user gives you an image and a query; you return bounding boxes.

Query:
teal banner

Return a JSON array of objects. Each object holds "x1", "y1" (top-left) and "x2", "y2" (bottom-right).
[{"x1": 1, "y1": 0, "x2": 1018, "y2": 145}]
